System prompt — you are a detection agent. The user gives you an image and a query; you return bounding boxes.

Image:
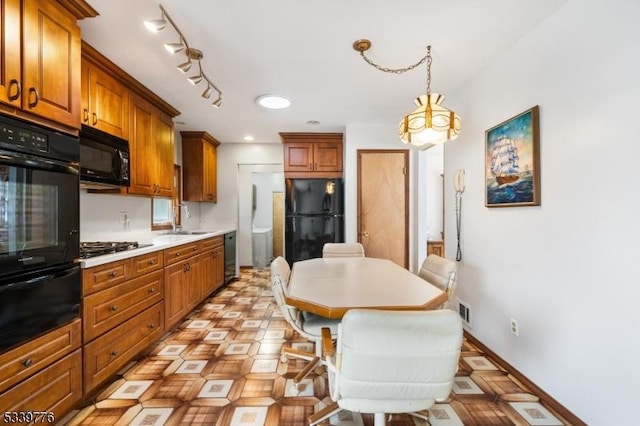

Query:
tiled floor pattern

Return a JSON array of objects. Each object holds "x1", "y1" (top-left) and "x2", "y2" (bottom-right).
[{"x1": 63, "y1": 267, "x2": 573, "y2": 426}]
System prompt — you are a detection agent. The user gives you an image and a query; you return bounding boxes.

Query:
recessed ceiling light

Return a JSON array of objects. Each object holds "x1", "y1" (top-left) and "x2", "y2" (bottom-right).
[
  {"x1": 256, "y1": 94, "x2": 291, "y2": 110},
  {"x1": 243, "y1": 135, "x2": 255, "y2": 141}
]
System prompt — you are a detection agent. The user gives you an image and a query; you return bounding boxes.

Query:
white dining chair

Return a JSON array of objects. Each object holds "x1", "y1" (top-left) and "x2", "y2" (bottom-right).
[
  {"x1": 322, "y1": 242, "x2": 365, "y2": 258},
  {"x1": 418, "y1": 254, "x2": 458, "y2": 309},
  {"x1": 308, "y1": 309, "x2": 463, "y2": 426},
  {"x1": 270, "y1": 257, "x2": 339, "y2": 393}
]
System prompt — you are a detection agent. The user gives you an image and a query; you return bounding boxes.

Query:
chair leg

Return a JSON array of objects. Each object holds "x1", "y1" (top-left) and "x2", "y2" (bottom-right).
[
  {"x1": 291, "y1": 355, "x2": 320, "y2": 394},
  {"x1": 308, "y1": 402, "x2": 341, "y2": 426},
  {"x1": 373, "y1": 413, "x2": 387, "y2": 426}
]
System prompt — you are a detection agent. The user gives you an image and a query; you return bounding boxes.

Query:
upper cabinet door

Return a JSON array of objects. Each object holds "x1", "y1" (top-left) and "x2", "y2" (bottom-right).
[
  {"x1": 22, "y1": 0, "x2": 81, "y2": 129},
  {"x1": 0, "y1": 0, "x2": 21, "y2": 108},
  {"x1": 82, "y1": 60, "x2": 129, "y2": 139}
]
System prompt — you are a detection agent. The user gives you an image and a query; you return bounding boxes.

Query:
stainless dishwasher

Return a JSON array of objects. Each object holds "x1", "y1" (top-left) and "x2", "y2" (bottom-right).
[{"x1": 224, "y1": 231, "x2": 237, "y2": 283}]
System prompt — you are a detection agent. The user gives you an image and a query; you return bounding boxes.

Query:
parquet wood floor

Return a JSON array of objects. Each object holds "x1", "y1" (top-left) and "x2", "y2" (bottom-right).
[{"x1": 62, "y1": 267, "x2": 574, "y2": 426}]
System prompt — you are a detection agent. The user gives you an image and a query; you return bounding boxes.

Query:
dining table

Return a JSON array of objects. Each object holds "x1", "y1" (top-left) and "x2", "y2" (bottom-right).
[{"x1": 285, "y1": 257, "x2": 448, "y2": 319}]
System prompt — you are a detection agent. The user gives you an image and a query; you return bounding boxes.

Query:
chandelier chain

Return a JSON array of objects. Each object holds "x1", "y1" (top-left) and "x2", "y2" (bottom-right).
[
  {"x1": 358, "y1": 50, "x2": 429, "y2": 75},
  {"x1": 425, "y1": 46, "x2": 432, "y2": 95}
]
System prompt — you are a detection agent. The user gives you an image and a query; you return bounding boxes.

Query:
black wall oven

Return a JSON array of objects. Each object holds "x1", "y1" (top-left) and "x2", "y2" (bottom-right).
[{"x1": 0, "y1": 114, "x2": 81, "y2": 354}]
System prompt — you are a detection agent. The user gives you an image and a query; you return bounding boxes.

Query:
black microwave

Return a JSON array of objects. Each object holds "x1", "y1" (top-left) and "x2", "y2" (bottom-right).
[{"x1": 79, "y1": 125, "x2": 130, "y2": 188}]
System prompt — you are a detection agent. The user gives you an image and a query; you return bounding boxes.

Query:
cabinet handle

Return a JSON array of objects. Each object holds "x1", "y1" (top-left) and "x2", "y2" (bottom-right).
[
  {"x1": 309, "y1": 163, "x2": 312, "y2": 170},
  {"x1": 192, "y1": 247, "x2": 197, "y2": 251},
  {"x1": 92, "y1": 112, "x2": 98, "y2": 125},
  {"x1": 22, "y1": 359, "x2": 33, "y2": 368},
  {"x1": 183, "y1": 263, "x2": 188, "y2": 272},
  {"x1": 27, "y1": 87, "x2": 39, "y2": 108},
  {"x1": 110, "y1": 350, "x2": 118, "y2": 356},
  {"x1": 175, "y1": 252, "x2": 180, "y2": 256},
  {"x1": 148, "y1": 259, "x2": 155, "y2": 265},
  {"x1": 148, "y1": 323, "x2": 156, "y2": 329},
  {"x1": 7, "y1": 79, "x2": 20, "y2": 101},
  {"x1": 109, "y1": 271, "x2": 117, "y2": 278},
  {"x1": 315, "y1": 162, "x2": 318, "y2": 170},
  {"x1": 83, "y1": 108, "x2": 89, "y2": 122},
  {"x1": 110, "y1": 305, "x2": 118, "y2": 312},
  {"x1": 148, "y1": 288, "x2": 155, "y2": 293}
]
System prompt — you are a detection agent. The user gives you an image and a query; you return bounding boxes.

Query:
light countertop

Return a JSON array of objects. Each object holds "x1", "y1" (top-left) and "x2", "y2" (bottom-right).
[{"x1": 78, "y1": 227, "x2": 235, "y2": 269}]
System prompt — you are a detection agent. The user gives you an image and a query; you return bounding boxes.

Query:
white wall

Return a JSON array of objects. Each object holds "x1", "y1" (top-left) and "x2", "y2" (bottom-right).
[{"x1": 444, "y1": 1, "x2": 640, "y2": 424}]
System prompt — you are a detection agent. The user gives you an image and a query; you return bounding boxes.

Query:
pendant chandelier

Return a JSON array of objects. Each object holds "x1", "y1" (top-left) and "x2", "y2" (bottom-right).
[{"x1": 353, "y1": 40, "x2": 461, "y2": 148}]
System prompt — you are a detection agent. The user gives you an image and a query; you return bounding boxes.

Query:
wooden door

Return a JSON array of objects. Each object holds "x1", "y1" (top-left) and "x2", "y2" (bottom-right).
[
  {"x1": 357, "y1": 150, "x2": 409, "y2": 268},
  {"x1": 0, "y1": 0, "x2": 21, "y2": 108},
  {"x1": 22, "y1": 0, "x2": 80, "y2": 128}
]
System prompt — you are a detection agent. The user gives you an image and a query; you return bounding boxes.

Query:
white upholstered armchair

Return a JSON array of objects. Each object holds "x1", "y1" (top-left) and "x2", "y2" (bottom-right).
[
  {"x1": 270, "y1": 257, "x2": 339, "y2": 393},
  {"x1": 418, "y1": 254, "x2": 458, "y2": 309},
  {"x1": 322, "y1": 242, "x2": 365, "y2": 258},
  {"x1": 309, "y1": 309, "x2": 463, "y2": 426}
]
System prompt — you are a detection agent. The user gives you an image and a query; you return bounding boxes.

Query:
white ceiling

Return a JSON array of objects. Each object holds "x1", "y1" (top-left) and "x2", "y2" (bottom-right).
[{"x1": 79, "y1": 0, "x2": 566, "y2": 144}]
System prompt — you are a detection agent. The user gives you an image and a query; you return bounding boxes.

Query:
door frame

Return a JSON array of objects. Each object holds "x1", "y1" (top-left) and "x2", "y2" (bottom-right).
[{"x1": 357, "y1": 149, "x2": 410, "y2": 268}]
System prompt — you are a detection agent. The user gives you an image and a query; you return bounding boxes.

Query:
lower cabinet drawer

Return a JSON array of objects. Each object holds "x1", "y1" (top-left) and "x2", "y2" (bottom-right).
[
  {"x1": 0, "y1": 349, "x2": 82, "y2": 422},
  {"x1": 83, "y1": 270, "x2": 164, "y2": 342},
  {"x1": 83, "y1": 302, "x2": 164, "y2": 394},
  {"x1": 0, "y1": 319, "x2": 81, "y2": 394}
]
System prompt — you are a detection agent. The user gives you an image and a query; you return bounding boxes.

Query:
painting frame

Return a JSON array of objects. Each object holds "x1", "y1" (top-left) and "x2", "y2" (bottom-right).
[{"x1": 485, "y1": 105, "x2": 540, "y2": 207}]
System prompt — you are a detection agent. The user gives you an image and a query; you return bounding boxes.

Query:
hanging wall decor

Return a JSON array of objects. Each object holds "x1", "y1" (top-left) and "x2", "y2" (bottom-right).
[{"x1": 485, "y1": 105, "x2": 540, "y2": 207}]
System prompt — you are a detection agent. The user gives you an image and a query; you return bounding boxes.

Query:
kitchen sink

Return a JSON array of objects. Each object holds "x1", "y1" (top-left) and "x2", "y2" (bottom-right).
[{"x1": 162, "y1": 230, "x2": 209, "y2": 235}]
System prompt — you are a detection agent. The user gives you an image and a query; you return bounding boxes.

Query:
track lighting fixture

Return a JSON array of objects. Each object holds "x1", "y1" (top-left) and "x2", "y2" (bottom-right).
[{"x1": 145, "y1": 4, "x2": 223, "y2": 108}]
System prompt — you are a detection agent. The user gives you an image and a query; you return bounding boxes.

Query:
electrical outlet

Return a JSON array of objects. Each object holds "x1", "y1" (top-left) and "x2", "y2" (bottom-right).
[
  {"x1": 510, "y1": 318, "x2": 519, "y2": 336},
  {"x1": 119, "y1": 211, "x2": 128, "y2": 225}
]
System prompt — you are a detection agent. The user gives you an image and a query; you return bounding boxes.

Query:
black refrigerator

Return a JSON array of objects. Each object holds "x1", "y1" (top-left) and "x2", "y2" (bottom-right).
[{"x1": 285, "y1": 178, "x2": 344, "y2": 264}]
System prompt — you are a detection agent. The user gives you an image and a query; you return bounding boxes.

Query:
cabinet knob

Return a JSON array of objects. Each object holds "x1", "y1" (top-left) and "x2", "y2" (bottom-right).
[
  {"x1": 148, "y1": 259, "x2": 155, "y2": 265},
  {"x1": 109, "y1": 271, "x2": 117, "y2": 278},
  {"x1": 110, "y1": 350, "x2": 118, "y2": 356},
  {"x1": 148, "y1": 324, "x2": 156, "y2": 329},
  {"x1": 27, "y1": 87, "x2": 39, "y2": 108},
  {"x1": 7, "y1": 79, "x2": 21, "y2": 101},
  {"x1": 110, "y1": 305, "x2": 118, "y2": 312},
  {"x1": 22, "y1": 359, "x2": 33, "y2": 368},
  {"x1": 175, "y1": 252, "x2": 180, "y2": 256},
  {"x1": 148, "y1": 288, "x2": 155, "y2": 293}
]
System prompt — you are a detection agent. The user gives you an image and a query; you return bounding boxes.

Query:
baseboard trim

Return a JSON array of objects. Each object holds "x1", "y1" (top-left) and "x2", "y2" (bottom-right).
[{"x1": 464, "y1": 331, "x2": 586, "y2": 426}]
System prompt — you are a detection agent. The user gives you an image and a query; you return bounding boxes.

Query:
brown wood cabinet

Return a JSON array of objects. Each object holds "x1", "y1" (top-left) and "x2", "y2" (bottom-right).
[
  {"x1": 80, "y1": 58, "x2": 129, "y2": 138},
  {"x1": 0, "y1": 349, "x2": 83, "y2": 420},
  {"x1": 200, "y1": 236, "x2": 225, "y2": 298},
  {"x1": 0, "y1": 319, "x2": 81, "y2": 394},
  {"x1": 280, "y1": 133, "x2": 343, "y2": 178},
  {"x1": 128, "y1": 93, "x2": 175, "y2": 197},
  {"x1": 181, "y1": 131, "x2": 220, "y2": 202},
  {"x1": 427, "y1": 240, "x2": 444, "y2": 257},
  {"x1": 164, "y1": 247, "x2": 201, "y2": 330},
  {"x1": 81, "y1": 250, "x2": 165, "y2": 394},
  {"x1": 83, "y1": 302, "x2": 163, "y2": 394},
  {"x1": 0, "y1": 0, "x2": 95, "y2": 133},
  {"x1": 80, "y1": 42, "x2": 180, "y2": 197}
]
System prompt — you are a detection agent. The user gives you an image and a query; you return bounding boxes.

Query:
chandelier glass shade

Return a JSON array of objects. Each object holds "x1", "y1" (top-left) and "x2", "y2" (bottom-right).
[{"x1": 399, "y1": 93, "x2": 461, "y2": 146}]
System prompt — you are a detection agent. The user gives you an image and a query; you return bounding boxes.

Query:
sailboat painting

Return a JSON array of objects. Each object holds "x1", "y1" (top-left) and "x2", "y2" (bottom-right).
[{"x1": 485, "y1": 105, "x2": 540, "y2": 207}]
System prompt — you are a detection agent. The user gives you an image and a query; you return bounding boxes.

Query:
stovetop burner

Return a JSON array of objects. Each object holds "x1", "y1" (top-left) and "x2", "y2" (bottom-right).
[{"x1": 80, "y1": 241, "x2": 143, "y2": 259}]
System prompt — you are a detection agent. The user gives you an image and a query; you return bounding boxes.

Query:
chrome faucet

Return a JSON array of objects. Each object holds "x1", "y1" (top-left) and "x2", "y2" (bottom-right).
[{"x1": 172, "y1": 203, "x2": 192, "y2": 233}]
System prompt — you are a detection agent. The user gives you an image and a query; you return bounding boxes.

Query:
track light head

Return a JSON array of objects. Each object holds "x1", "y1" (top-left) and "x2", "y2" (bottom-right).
[
  {"x1": 164, "y1": 41, "x2": 185, "y2": 55},
  {"x1": 177, "y1": 61, "x2": 192, "y2": 73},
  {"x1": 188, "y1": 74, "x2": 203, "y2": 85},
  {"x1": 212, "y1": 97, "x2": 222, "y2": 108},
  {"x1": 201, "y1": 85, "x2": 213, "y2": 99}
]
